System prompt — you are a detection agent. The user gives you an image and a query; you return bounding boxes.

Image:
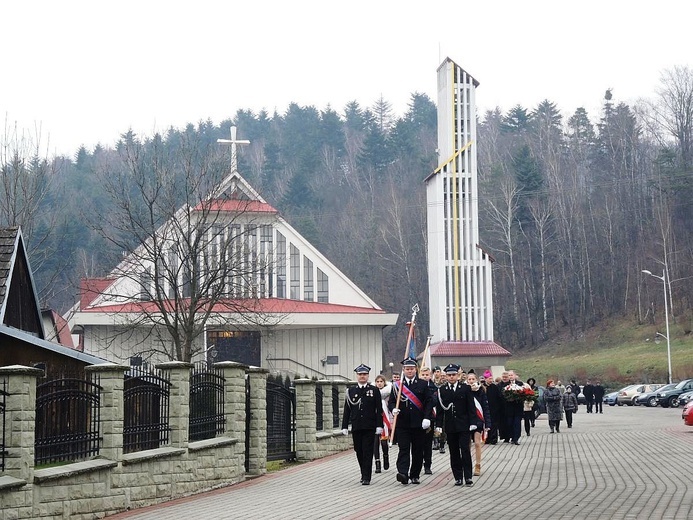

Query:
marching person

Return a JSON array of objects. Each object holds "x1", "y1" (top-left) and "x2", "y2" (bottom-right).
[
  {"x1": 419, "y1": 366, "x2": 437, "y2": 475},
  {"x1": 484, "y1": 371, "x2": 502, "y2": 445},
  {"x1": 342, "y1": 364, "x2": 384, "y2": 485},
  {"x1": 466, "y1": 370, "x2": 491, "y2": 476},
  {"x1": 388, "y1": 356, "x2": 435, "y2": 485},
  {"x1": 593, "y1": 380, "x2": 605, "y2": 414},
  {"x1": 499, "y1": 370, "x2": 525, "y2": 445},
  {"x1": 435, "y1": 364, "x2": 477, "y2": 487},
  {"x1": 373, "y1": 374, "x2": 393, "y2": 472},
  {"x1": 544, "y1": 379, "x2": 563, "y2": 433},
  {"x1": 562, "y1": 385, "x2": 578, "y2": 428}
]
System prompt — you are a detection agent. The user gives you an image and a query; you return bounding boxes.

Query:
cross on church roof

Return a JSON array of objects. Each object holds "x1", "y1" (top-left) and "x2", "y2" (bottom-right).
[{"x1": 217, "y1": 126, "x2": 250, "y2": 173}]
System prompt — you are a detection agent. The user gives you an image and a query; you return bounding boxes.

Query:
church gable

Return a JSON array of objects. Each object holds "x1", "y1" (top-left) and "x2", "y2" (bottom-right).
[{"x1": 0, "y1": 227, "x2": 45, "y2": 337}]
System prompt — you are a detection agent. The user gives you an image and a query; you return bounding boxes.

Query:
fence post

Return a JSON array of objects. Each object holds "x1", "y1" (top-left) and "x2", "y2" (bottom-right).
[
  {"x1": 293, "y1": 378, "x2": 316, "y2": 461},
  {"x1": 156, "y1": 361, "x2": 193, "y2": 449},
  {"x1": 212, "y1": 361, "x2": 248, "y2": 470},
  {"x1": 0, "y1": 365, "x2": 43, "y2": 482},
  {"x1": 246, "y1": 367, "x2": 269, "y2": 475},
  {"x1": 85, "y1": 363, "x2": 129, "y2": 461}
]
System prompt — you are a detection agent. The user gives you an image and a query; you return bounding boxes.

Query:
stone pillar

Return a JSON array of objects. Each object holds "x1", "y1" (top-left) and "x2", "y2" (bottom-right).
[
  {"x1": 156, "y1": 361, "x2": 193, "y2": 448},
  {"x1": 293, "y1": 379, "x2": 316, "y2": 461},
  {"x1": 246, "y1": 367, "x2": 269, "y2": 475},
  {"x1": 213, "y1": 361, "x2": 248, "y2": 474},
  {"x1": 0, "y1": 365, "x2": 43, "y2": 482},
  {"x1": 85, "y1": 363, "x2": 129, "y2": 461},
  {"x1": 317, "y1": 381, "x2": 334, "y2": 431}
]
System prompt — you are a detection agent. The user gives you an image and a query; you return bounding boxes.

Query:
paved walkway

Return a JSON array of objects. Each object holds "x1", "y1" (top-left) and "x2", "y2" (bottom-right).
[{"x1": 109, "y1": 406, "x2": 693, "y2": 519}]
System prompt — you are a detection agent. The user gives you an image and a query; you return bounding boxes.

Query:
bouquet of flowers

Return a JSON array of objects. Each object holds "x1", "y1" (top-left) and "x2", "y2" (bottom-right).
[{"x1": 503, "y1": 384, "x2": 538, "y2": 404}]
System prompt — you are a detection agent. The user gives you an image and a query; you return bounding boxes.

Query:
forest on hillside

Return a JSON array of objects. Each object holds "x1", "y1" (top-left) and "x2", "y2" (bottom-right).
[{"x1": 3, "y1": 66, "x2": 693, "y2": 362}]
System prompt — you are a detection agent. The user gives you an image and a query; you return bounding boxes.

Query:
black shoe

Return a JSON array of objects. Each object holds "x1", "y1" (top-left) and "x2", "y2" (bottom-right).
[
  {"x1": 465, "y1": 479, "x2": 474, "y2": 486},
  {"x1": 396, "y1": 473, "x2": 409, "y2": 485},
  {"x1": 512, "y1": 440, "x2": 520, "y2": 445},
  {"x1": 375, "y1": 460, "x2": 381, "y2": 473},
  {"x1": 556, "y1": 429, "x2": 560, "y2": 433},
  {"x1": 424, "y1": 467, "x2": 432, "y2": 475},
  {"x1": 526, "y1": 432, "x2": 530, "y2": 436},
  {"x1": 439, "y1": 447, "x2": 446, "y2": 454},
  {"x1": 531, "y1": 422, "x2": 535, "y2": 427},
  {"x1": 383, "y1": 457, "x2": 389, "y2": 471},
  {"x1": 568, "y1": 425, "x2": 572, "y2": 428},
  {"x1": 410, "y1": 477, "x2": 420, "y2": 484},
  {"x1": 361, "y1": 480, "x2": 370, "y2": 485},
  {"x1": 503, "y1": 439, "x2": 510, "y2": 443},
  {"x1": 455, "y1": 479, "x2": 464, "y2": 486}
]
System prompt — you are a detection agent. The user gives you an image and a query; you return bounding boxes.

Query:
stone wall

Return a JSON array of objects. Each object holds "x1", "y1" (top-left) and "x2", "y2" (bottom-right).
[{"x1": 0, "y1": 364, "x2": 349, "y2": 519}]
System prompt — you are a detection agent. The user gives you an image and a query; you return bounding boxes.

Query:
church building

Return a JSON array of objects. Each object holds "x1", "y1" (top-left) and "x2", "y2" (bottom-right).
[
  {"x1": 67, "y1": 130, "x2": 398, "y2": 380},
  {"x1": 425, "y1": 58, "x2": 510, "y2": 373}
]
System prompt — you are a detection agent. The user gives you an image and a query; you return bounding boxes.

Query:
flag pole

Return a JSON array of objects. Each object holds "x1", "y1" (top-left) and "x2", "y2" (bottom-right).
[
  {"x1": 418, "y1": 334, "x2": 433, "y2": 375},
  {"x1": 389, "y1": 303, "x2": 419, "y2": 446}
]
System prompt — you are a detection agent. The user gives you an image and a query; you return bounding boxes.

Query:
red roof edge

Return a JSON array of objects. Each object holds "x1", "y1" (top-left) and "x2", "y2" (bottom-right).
[{"x1": 80, "y1": 278, "x2": 115, "y2": 309}]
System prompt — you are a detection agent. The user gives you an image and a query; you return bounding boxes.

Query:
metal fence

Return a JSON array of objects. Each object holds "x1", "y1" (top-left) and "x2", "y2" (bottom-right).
[
  {"x1": 34, "y1": 372, "x2": 102, "y2": 466},
  {"x1": 315, "y1": 385, "x2": 324, "y2": 431},
  {"x1": 189, "y1": 363, "x2": 225, "y2": 442},
  {"x1": 123, "y1": 366, "x2": 171, "y2": 454},
  {"x1": 1, "y1": 379, "x2": 7, "y2": 471},
  {"x1": 266, "y1": 378, "x2": 295, "y2": 461},
  {"x1": 332, "y1": 385, "x2": 340, "y2": 428}
]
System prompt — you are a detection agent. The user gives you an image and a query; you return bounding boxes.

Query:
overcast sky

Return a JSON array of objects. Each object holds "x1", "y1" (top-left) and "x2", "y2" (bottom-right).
[{"x1": 2, "y1": 0, "x2": 691, "y2": 157}]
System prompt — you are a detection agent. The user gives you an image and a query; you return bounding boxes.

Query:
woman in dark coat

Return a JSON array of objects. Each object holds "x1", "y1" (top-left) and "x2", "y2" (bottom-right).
[{"x1": 544, "y1": 379, "x2": 563, "y2": 433}]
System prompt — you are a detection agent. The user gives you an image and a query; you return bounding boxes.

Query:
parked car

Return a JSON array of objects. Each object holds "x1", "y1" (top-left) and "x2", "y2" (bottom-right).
[
  {"x1": 603, "y1": 391, "x2": 619, "y2": 406},
  {"x1": 676, "y1": 389, "x2": 693, "y2": 407},
  {"x1": 617, "y1": 383, "x2": 662, "y2": 406},
  {"x1": 636, "y1": 383, "x2": 677, "y2": 407},
  {"x1": 682, "y1": 400, "x2": 693, "y2": 426},
  {"x1": 657, "y1": 379, "x2": 693, "y2": 408}
]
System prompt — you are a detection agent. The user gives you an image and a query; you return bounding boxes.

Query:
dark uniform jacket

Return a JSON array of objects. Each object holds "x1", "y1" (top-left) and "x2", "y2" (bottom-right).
[
  {"x1": 592, "y1": 384, "x2": 605, "y2": 401},
  {"x1": 485, "y1": 382, "x2": 503, "y2": 415},
  {"x1": 435, "y1": 382, "x2": 477, "y2": 433},
  {"x1": 342, "y1": 383, "x2": 384, "y2": 431},
  {"x1": 388, "y1": 377, "x2": 434, "y2": 428},
  {"x1": 499, "y1": 379, "x2": 525, "y2": 417}
]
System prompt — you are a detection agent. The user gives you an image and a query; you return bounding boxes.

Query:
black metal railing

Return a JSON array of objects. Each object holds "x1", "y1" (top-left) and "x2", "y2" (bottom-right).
[
  {"x1": 332, "y1": 385, "x2": 340, "y2": 429},
  {"x1": 266, "y1": 379, "x2": 295, "y2": 461},
  {"x1": 1, "y1": 379, "x2": 7, "y2": 471},
  {"x1": 34, "y1": 372, "x2": 102, "y2": 466},
  {"x1": 189, "y1": 363, "x2": 225, "y2": 442},
  {"x1": 315, "y1": 385, "x2": 324, "y2": 431},
  {"x1": 123, "y1": 366, "x2": 171, "y2": 454}
]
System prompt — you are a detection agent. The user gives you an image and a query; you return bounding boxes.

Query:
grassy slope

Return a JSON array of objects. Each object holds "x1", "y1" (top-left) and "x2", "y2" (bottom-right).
[{"x1": 506, "y1": 318, "x2": 693, "y2": 391}]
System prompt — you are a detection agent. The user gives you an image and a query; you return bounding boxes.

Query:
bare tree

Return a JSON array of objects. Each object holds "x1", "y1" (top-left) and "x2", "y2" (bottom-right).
[{"x1": 85, "y1": 131, "x2": 282, "y2": 362}]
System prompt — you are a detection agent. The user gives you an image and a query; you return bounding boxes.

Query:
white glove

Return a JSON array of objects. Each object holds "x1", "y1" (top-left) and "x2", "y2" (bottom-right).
[
  {"x1": 435, "y1": 427, "x2": 443, "y2": 434},
  {"x1": 422, "y1": 419, "x2": 431, "y2": 430},
  {"x1": 341, "y1": 429, "x2": 349, "y2": 436},
  {"x1": 392, "y1": 408, "x2": 400, "y2": 415},
  {"x1": 375, "y1": 427, "x2": 383, "y2": 435},
  {"x1": 469, "y1": 425, "x2": 477, "y2": 431}
]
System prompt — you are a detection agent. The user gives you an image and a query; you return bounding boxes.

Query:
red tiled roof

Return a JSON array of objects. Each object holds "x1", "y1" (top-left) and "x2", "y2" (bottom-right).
[
  {"x1": 83, "y1": 297, "x2": 385, "y2": 315},
  {"x1": 80, "y1": 278, "x2": 116, "y2": 309},
  {"x1": 196, "y1": 199, "x2": 278, "y2": 214},
  {"x1": 50, "y1": 310, "x2": 75, "y2": 348},
  {"x1": 430, "y1": 341, "x2": 511, "y2": 357}
]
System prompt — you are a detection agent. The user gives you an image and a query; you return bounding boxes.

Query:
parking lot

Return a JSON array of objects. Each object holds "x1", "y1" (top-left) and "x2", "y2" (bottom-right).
[{"x1": 110, "y1": 405, "x2": 692, "y2": 520}]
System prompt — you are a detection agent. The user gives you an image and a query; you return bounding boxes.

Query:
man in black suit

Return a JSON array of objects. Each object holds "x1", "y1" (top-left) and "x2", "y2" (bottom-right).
[
  {"x1": 342, "y1": 364, "x2": 384, "y2": 485},
  {"x1": 592, "y1": 380, "x2": 605, "y2": 413},
  {"x1": 583, "y1": 379, "x2": 595, "y2": 413},
  {"x1": 499, "y1": 370, "x2": 525, "y2": 445},
  {"x1": 435, "y1": 363, "x2": 478, "y2": 486},
  {"x1": 388, "y1": 356, "x2": 434, "y2": 485}
]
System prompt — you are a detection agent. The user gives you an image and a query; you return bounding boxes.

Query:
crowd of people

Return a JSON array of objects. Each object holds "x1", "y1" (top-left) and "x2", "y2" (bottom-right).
[{"x1": 341, "y1": 360, "x2": 604, "y2": 486}]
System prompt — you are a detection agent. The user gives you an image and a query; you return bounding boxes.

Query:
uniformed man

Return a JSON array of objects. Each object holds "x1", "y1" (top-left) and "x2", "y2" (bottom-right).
[
  {"x1": 342, "y1": 364, "x2": 384, "y2": 485},
  {"x1": 435, "y1": 363, "x2": 477, "y2": 486},
  {"x1": 388, "y1": 356, "x2": 434, "y2": 485}
]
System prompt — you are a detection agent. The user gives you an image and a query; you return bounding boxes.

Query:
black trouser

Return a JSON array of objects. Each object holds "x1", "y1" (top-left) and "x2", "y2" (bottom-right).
[
  {"x1": 446, "y1": 430, "x2": 473, "y2": 481},
  {"x1": 395, "y1": 427, "x2": 425, "y2": 479},
  {"x1": 565, "y1": 410, "x2": 574, "y2": 427},
  {"x1": 549, "y1": 419, "x2": 561, "y2": 432},
  {"x1": 373, "y1": 435, "x2": 388, "y2": 461},
  {"x1": 498, "y1": 411, "x2": 509, "y2": 440},
  {"x1": 586, "y1": 399, "x2": 594, "y2": 413},
  {"x1": 423, "y1": 428, "x2": 434, "y2": 469},
  {"x1": 594, "y1": 400, "x2": 603, "y2": 413},
  {"x1": 506, "y1": 414, "x2": 522, "y2": 442},
  {"x1": 352, "y1": 429, "x2": 375, "y2": 481},
  {"x1": 523, "y1": 410, "x2": 535, "y2": 435}
]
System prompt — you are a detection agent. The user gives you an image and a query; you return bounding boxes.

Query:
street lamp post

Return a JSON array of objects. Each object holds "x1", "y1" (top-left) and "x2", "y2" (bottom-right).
[
  {"x1": 388, "y1": 362, "x2": 394, "y2": 377},
  {"x1": 642, "y1": 269, "x2": 672, "y2": 384}
]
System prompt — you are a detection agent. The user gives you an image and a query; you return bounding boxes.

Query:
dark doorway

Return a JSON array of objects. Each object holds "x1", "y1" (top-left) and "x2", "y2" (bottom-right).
[{"x1": 207, "y1": 330, "x2": 261, "y2": 366}]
